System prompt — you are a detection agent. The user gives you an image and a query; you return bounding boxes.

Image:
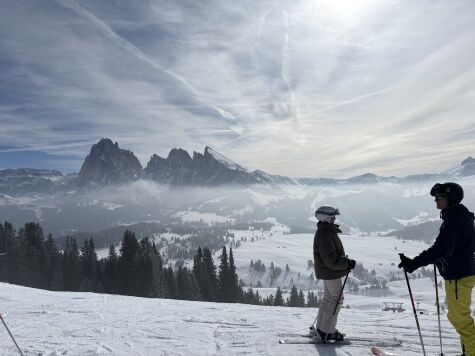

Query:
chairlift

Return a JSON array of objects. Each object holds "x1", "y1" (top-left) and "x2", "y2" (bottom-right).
[{"x1": 382, "y1": 302, "x2": 405, "y2": 313}]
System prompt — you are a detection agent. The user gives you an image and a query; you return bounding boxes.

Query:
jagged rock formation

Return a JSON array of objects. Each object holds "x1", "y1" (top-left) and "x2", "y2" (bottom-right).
[
  {"x1": 78, "y1": 138, "x2": 142, "y2": 186},
  {"x1": 143, "y1": 146, "x2": 291, "y2": 186},
  {"x1": 143, "y1": 148, "x2": 194, "y2": 185}
]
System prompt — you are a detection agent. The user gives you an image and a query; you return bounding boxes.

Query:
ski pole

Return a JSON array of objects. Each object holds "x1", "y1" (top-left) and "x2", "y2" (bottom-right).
[
  {"x1": 399, "y1": 254, "x2": 426, "y2": 356},
  {"x1": 434, "y1": 264, "x2": 444, "y2": 356},
  {"x1": 309, "y1": 281, "x2": 319, "y2": 331},
  {"x1": 332, "y1": 271, "x2": 349, "y2": 316},
  {"x1": 0, "y1": 313, "x2": 24, "y2": 356},
  {"x1": 309, "y1": 314, "x2": 318, "y2": 331}
]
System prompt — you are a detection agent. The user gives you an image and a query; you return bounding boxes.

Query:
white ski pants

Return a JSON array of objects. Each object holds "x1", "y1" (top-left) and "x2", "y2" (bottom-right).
[{"x1": 316, "y1": 278, "x2": 344, "y2": 333}]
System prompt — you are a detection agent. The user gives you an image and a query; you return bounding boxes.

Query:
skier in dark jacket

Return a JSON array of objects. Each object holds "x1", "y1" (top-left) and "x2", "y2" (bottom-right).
[
  {"x1": 398, "y1": 182, "x2": 475, "y2": 356},
  {"x1": 313, "y1": 206, "x2": 356, "y2": 341}
]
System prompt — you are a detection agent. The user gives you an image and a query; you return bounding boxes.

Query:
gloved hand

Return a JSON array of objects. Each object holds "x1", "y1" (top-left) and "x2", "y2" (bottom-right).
[
  {"x1": 347, "y1": 259, "x2": 356, "y2": 271},
  {"x1": 398, "y1": 254, "x2": 418, "y2": 273}
]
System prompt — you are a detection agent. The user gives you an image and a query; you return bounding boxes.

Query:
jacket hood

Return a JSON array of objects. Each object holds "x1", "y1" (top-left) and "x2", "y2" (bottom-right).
[{"x1": 442, "y1": 203, "x2": 474, "y2": 220}]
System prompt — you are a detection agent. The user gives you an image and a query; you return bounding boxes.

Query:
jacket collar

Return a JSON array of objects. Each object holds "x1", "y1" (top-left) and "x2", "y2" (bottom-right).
[{"x1": 317, "y1": 221, "x2": 342, "y2": 233}]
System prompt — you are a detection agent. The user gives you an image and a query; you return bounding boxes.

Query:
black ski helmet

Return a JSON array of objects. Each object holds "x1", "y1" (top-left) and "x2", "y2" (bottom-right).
[{"x1": 430, "y1": 182, "x2": 464, "y2": 205}]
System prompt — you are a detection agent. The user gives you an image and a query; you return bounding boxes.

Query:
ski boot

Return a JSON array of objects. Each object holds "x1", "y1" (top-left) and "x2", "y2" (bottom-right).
[
  {"x1": 316, "y1": 329, "x2": 345, "y2": 342},
  {"x1": 328, "y1": 330, "x2": 345, "y2": 341}
]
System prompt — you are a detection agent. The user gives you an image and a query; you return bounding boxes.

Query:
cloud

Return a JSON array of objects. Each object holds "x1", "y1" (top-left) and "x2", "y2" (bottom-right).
[{"x1": 0, "y1": 0, "x2": 474, "y2": 177}]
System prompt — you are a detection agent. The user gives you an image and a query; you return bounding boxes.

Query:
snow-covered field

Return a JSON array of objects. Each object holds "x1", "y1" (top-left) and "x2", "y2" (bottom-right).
[
  {"x1": 221, "y1": 221, "x2": 432, "y2": 290},
  {"x1": 0, "y1": 281, "x2": 465, "y2": 356}
]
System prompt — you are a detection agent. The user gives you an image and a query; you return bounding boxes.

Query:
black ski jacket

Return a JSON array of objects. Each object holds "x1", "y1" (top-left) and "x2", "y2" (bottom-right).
[
  {"x1": 313, "y1": 222, "x2": 349, "y2": 280},
  {"x1": 413, "y1": 203, "x2": 475, "y2": 280}
]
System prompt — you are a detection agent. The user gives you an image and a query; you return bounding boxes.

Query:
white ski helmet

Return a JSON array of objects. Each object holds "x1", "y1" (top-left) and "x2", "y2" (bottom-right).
[{"x1": 315, "y1": 206, "x2": 340, "y2": 223}]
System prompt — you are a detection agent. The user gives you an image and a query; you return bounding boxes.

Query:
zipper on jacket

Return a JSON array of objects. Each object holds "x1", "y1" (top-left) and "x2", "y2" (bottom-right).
[{"x1": 455, "y1": 279, "x2": 458, "y2": 300}]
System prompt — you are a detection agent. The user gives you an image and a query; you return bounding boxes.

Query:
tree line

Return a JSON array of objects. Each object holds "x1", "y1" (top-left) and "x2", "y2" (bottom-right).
[{"x1": 0, "y1": 221, "x2": 320, "y2": 308}]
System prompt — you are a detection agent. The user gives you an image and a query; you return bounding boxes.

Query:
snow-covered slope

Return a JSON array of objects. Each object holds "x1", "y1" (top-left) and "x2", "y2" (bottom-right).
[
  {"x1": 0, "y1": 282, "x2": 464, "y2": 356},
  {"x1": 205, "y1": 146, "x2": 249, "y2": 172}
]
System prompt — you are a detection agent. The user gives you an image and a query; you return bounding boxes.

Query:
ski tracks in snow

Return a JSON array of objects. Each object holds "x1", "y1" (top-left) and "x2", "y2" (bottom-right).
[{"x1": 0, "y1": 284, "x2": 464, "y2": 355}]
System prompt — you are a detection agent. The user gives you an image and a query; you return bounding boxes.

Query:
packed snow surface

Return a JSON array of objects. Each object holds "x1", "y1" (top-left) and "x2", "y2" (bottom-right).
[{"x1": 0, "y1": 282, "x2": 465, "y2": 356}]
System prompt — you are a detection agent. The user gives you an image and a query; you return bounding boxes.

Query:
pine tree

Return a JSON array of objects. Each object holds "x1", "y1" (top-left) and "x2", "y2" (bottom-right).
[
  {"x1": 218, "y1": 246, "x2": 229, "y2": 302},
  {"x1": 44, "y1": 234, "x2": 60, "y2": 289},
  {"x1": 2, "y1": 222, "x2": 17, "y2": 284},
  {"x1": 63, "y1": 237, "x2": 81, "y2": 291},
  {"x1": 298, "y1": 289, "x2": 305, "y2": 307},
  {"x1": 193, "y1": 247, "x2": 203, "y2": 284},
  {"x1": 287, "y1": 285, "x2": 300, "y2": 307},
  {"x1": 263, "y1": 294, "x2": 274, "y2": 306},
  {"x1": 80, "y1": 238, "x2": 98, "y2": 281},
  {"x1": 227, "y1": 248, "x2": 241, "y2": 302},
  {"x1": 243, "y1": 288, "x2": 261, "y2": 305},
  {"x1": 118, "y1": 230, "x2": 139, "y2": 295},
  {"x1": 201, "y1": 247, "x2": 218, "y2": 301},
  {"x1": 306, "y1": 291, "x2": 319, "y2": 307},
  {"x1": 103, "y1": 245, "x2": 118, "y2": 293},
  {"x1": 0, "y1": 221, "x2": 14, "y2": 282},
  {"x1": 150, "y1": 241, "x2": 165, "y2": 298},
  {"x1": 132, "y1": 237, "x2": 164, "y2": 298},
  {"x1": 274, "y1": 287, "x2": 284, "y2": 306},
  {"x1": 176, "y1": 266, "x2": 201, "y2": 300},
  {"x1": 21, "y1": 223, "x2": 46, "y2": 287},
  {"x1": 164, "y1": 265, "x2": 177, "y2": 298},
  {"x1": 23, "y1": 222, "x2": 43, "y2": 250}
]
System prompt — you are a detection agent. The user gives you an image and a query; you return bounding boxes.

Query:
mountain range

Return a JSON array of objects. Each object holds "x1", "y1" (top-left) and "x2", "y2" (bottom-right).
[{"x1": 0, "y1": 138, "x2": 473, "y2": 195}]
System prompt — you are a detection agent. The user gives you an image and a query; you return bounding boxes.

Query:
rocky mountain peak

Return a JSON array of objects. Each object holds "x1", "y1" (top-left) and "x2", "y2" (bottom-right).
[
  {"x1": 78, "y1": 138, "x2": 142, "y2": 186},
  {"x1": 167, "y1": 148, "x2": 192, "y2": 167},
  {"x1": 462, "y1": 156, "x2": 475, "y2": 166}
]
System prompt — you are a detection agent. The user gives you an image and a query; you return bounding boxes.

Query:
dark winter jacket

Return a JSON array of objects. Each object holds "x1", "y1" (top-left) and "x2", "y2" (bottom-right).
[
  {"x1": 313, "y1": 222, "x2": 349, "y2": 280},
  {"x1": 413, "y1": 203, "x2": 475, "y2": 280}
]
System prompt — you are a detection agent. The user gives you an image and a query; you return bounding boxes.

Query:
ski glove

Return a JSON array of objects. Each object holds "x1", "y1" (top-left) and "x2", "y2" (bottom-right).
[
  {"x1": 347, "y1": 259, "x2": 356, "y2": 271},
  {"x1": 398, "y1": 255, "x2": 418, "y2": 273}
]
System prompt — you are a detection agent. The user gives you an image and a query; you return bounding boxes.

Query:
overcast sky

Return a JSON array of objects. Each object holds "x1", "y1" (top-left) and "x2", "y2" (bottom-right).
[{"x1": 0, "y1": 0, "x2": 474, "y2": 178}]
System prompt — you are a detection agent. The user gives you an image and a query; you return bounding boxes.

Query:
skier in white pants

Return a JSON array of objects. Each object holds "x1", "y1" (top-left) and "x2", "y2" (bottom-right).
[{"x1": 313, "y1": 206, "x2": 356, "y2": 341}]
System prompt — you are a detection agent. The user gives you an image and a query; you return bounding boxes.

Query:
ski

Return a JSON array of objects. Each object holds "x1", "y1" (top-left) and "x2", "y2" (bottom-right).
[
  {"x1": 350, "y1": 337, "x2": 402, "y2": 347},
  {"x1": 279, "y1": 337, "x2": 351, "y2": 345},
  {"x1": 278, "y1": 333, "x2": 402, "y2": 348},
  {"x1": 370, "y1": 346, "x2": 400, "y2": 356}
]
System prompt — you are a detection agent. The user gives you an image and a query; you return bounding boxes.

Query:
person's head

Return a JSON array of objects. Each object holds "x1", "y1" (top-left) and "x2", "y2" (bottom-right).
[
  {"x1": 430, "y1": 182, "x2": 464, "y2": 210},
  {"x1": 315, "y1": 206, "x2": 340, "y2": 223}
]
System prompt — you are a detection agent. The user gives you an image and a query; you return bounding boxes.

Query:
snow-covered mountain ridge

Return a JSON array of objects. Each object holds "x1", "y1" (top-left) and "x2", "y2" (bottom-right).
[
  {"x1": 79, "y1": 139, "x2": 293, "y2": 187},
  {"x1": 1, "y1": 138, "x2": 473, "y2": 194}
]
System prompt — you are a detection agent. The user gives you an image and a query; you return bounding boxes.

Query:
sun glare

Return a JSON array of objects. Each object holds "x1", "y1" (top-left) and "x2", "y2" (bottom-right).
[{"x1": 316, "y1": 0, "x2": 374, "y2": 20}]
